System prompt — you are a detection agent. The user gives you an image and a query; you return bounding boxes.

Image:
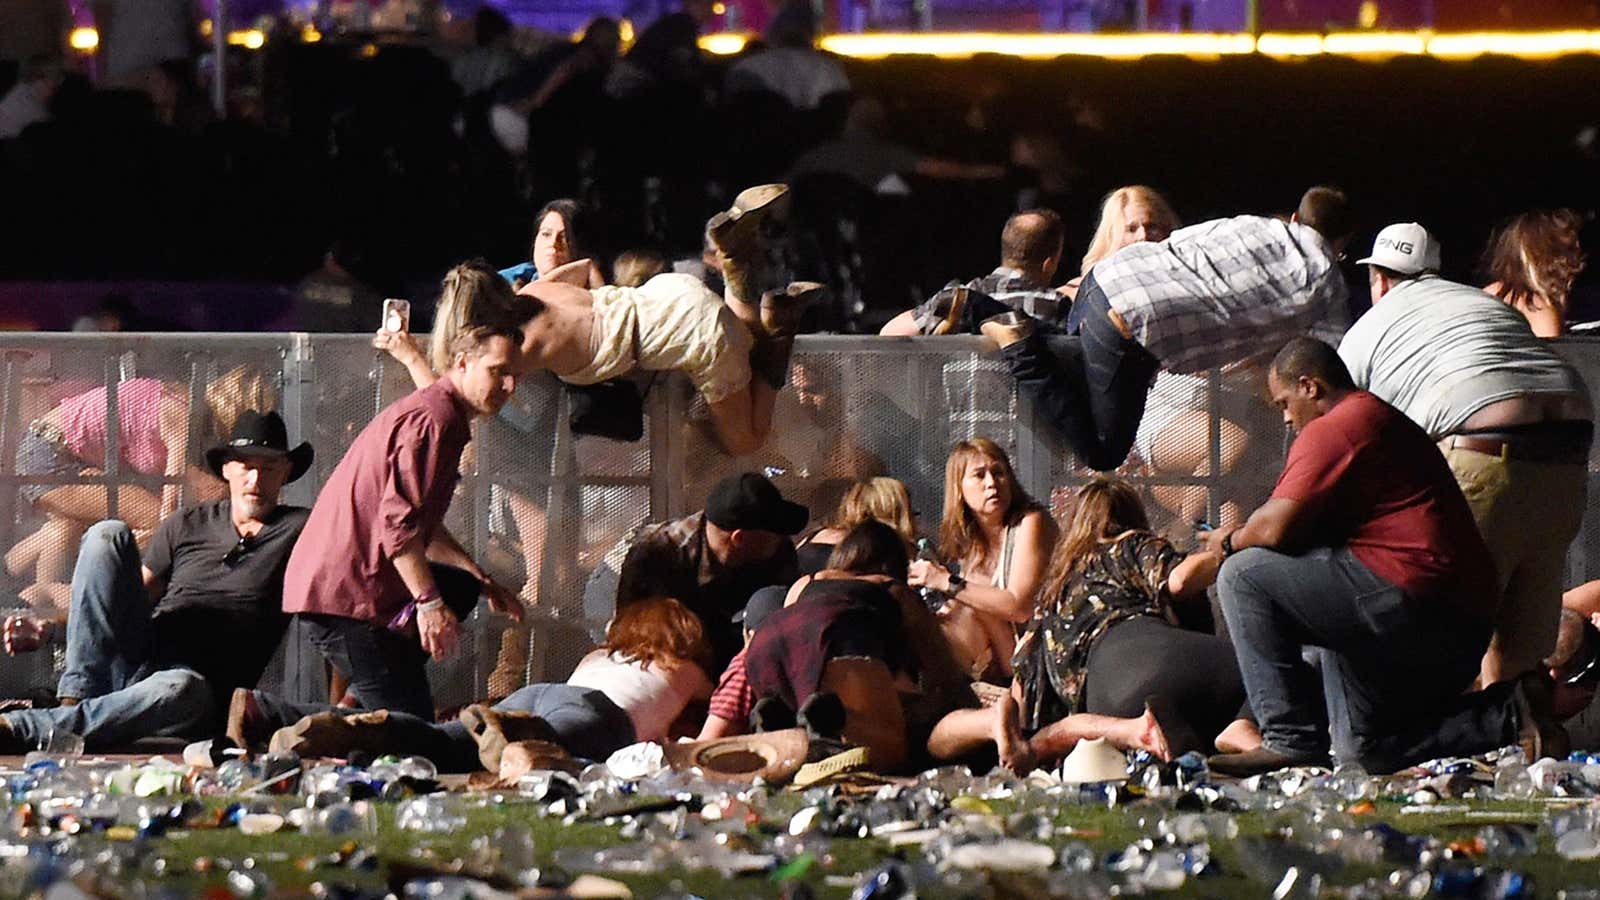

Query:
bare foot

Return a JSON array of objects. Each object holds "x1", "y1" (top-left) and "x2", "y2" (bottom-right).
[
  {"x1": 994, "y1": 693, "x2": 1037, "y2": 775},
  {"x1": 1214, "y1": 718, "x2": 1263, "y2": 755},
  {"x1": 1134, "y1": 706, "x2": 1173, "y2": 761}
]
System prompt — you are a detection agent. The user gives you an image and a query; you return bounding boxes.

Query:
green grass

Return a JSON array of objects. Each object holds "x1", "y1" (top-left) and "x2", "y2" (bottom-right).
[{"x1": 18, "y1": 790, "x2": 1600, "y2": 898}]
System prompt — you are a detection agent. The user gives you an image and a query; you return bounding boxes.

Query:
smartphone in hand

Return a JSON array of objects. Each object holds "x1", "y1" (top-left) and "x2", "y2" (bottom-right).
[{"x1": 381, "y1": 298, "x2": 411, "y2": 334}]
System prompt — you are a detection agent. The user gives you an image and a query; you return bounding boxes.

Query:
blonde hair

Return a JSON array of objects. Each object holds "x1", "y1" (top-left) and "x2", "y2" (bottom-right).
[
  {"x1": 205, "y1": 364, "x2": 274, "y2": 438},
  {"x1": 1081, "y1": 185, "x2": 1182, "y2": 275},
  {"x1": 427, "y1": 260, "x2": 528, "y2": 373},
  {"x1": 612, "y1": 249, "x2": 669, "y2": 288},
  {"x1": 828, "y1": 477, "x2": 917, "y2": 549},
  {"x1": 938, "y1": 438, "x2": 1038, "y2": 570},
  {"x1": 1038, "y1": 478, "x2": 1150, "y2": 605}
]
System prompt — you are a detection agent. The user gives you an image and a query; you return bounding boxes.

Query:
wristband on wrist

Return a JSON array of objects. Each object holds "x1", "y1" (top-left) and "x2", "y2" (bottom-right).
[
  {"x1": 946, "y1": 573, "x2": 966, "y2": 594},
  {"x1": 413, "y1": 587, "x2": 443, "y2": 608},
  {"x1": 1220, "y1": 531, "x2": 1236, "y2": 558}
]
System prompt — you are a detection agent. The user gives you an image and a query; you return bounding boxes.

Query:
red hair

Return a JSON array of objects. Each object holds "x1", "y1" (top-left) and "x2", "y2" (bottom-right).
[{"x1": 605, "y1": 596, "x2": 713, "y2": 672}]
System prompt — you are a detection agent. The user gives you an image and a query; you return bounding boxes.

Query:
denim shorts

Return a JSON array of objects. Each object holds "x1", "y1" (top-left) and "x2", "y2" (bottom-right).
[{"x1": 15, "y1": 424, "x2": 82, "y2": 504}]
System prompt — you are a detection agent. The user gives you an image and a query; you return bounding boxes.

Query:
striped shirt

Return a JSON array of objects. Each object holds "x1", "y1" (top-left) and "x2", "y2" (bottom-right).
[
  {"x1": 1090, "y1": 216, "x2": 1349, "y2": 374},
  {"x1": 706, "y1": 647, "x2": 753, "y2": 726}
]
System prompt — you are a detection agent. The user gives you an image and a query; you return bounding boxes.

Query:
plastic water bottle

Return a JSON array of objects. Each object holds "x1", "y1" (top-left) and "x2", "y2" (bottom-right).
[{"x1": 916, "y1": 538, "x2": 946, "y2": 611}]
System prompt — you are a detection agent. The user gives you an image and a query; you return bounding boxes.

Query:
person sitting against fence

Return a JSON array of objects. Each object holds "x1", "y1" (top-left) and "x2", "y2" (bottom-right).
[
  {"x1": 266, "y1": 595, "x2": 715, "y2": 772},
  {"x1": 979, "y1": 186, "x2": 1353, "y2": 472},
  {"x1": 907, "y1": 438, "x2": 1056, "y2": 683},
  {"x1": 794, "y1": 476, "x2": 918, "y2": 575},
  {"x1": 497, "y1": 198, "x2": 605, "y2": 290},
  {"x1": 1203, "y1": 337, "x2": 1565, "y2": 777},
  {"x1": 6, "y1": 365, "x2": 272, "y2": 609},
  {"x1": 925, "y1": 478, "x2": 1241, "y2": 773},
  {"x1": 1481, "y1": 208, "x2": 1587, "y2": 337},
  {"x1": 375, "y1": 184, "x2": 823, "y2": 455},
  {"x1": 880, "y1": 209, "x2": 1068, "y2": 336},
  {"x1": 0, "y1": 411, "x2": 312, "y2": 752},
  {"x1": 224, "y1": 327, "x2": 526, "y2": 749}
]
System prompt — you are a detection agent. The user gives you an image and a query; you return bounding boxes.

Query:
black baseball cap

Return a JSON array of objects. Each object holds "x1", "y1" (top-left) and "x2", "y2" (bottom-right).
[
  {"x1": 733, "y1": 584, "x2": 788, "y2": 632},
  {"x1": 705, "y1": 472, "x2": 808, "y2": 536}
]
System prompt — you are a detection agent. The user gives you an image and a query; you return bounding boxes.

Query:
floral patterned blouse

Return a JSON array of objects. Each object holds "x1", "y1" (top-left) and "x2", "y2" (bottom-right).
[{"x1": 1011, "y1": 531, "x2": 1180, "y2": 734}]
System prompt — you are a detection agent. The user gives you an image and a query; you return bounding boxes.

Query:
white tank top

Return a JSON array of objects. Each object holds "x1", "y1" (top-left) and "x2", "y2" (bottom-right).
[{"x1": 566, "y1": 652, "x2": 701, "y2": 743}]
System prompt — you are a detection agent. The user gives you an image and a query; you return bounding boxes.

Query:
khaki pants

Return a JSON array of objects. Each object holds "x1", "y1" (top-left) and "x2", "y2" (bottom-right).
[{"x1": 1443, "y1": 443, "x2": 1587, "y2": 683}]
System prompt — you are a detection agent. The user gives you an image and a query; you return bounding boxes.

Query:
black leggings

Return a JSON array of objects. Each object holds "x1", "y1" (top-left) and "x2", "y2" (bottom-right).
[{"x1": 1082, "y1": 615, "x2": 1248, "y2": 741}]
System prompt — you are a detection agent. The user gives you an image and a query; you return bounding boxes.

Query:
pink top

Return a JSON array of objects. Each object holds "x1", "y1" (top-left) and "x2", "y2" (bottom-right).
[{"x1": 54, "y1": 378, "x2": 172, "y2": 475}]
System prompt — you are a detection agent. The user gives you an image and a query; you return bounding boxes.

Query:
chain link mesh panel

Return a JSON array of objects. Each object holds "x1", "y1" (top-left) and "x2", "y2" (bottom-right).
[{"x1": 3, "y1": 334, "x2": 1594, "y2": 713}]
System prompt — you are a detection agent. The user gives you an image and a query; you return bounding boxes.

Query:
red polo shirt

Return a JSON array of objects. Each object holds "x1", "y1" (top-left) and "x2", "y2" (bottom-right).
[
  {"x1": 1270, "y1": 390, "x2": 1497, "y2": 622},
  {"x1": 283, "y1": 378, "x2": 474, "y2": 625}
]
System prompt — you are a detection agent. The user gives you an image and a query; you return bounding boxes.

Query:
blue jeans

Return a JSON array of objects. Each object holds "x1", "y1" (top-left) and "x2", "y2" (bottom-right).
[
  {"x1": 1218, "y1": 545, "x2": 1516, "y2": 773},
  {"x1": 999, "y1": 273, "x2": 1158, "y2": 471},
  {"x1": 257, "y1": 682, "x2": 635, "y2": 773},
  {"x1": 250, "y1": 565, "x2": 484, "y2": 733},
  {"x1": 3, "y1": 521, "x2": 216, "y2": 749}
]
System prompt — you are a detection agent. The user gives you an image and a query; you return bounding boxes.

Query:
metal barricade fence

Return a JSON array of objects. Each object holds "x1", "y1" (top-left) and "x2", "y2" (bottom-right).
[{"x1": 1, "y1": 333, "x2": 1594, "y2": 709}]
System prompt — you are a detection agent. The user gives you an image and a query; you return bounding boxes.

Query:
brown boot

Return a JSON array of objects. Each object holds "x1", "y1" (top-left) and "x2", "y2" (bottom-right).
[
  {"x1": 709, "y1": 184, "x2": 790, "y2": 310},
  {"x1": 225, "y1": 688, "x2": 276, "y2": 751},
  {"x1": 1516, "y1": 670, "x2": 1570, "y2": 762},
  {"x1": 498, "y1": 739, "x2": 584, "y2": 780},
  {"x1": 760, "y1": 281, "x2": 825, "y2": 339},
  {"x1": 706, "y1": 184, "x2": 791, "y2": 256},
  {"x1": 268, "y1": 709, "x2": 407, "y2": 758},
  {"x1": 979, "y1": 311, "x2": 1035, "y2": 350},
  {"x1": 458, "y1": 705, "x2": 560, "y2": 772}
]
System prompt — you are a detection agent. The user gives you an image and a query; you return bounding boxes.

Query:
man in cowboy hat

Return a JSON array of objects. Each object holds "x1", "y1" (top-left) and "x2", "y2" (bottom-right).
[{"x1": 0, "y1": 410, "x2": 313, "y2": 751}]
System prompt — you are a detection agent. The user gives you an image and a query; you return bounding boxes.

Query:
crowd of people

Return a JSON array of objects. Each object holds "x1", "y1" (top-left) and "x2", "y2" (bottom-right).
[{"x1": 1, "y1": 167, "x2": 1597, "y2": 788}]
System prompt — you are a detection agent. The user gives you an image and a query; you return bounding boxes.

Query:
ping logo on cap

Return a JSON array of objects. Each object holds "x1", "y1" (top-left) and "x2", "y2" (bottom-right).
[{"x1": 1376, "y1": 238, "x2": 1415, "y2": 254}]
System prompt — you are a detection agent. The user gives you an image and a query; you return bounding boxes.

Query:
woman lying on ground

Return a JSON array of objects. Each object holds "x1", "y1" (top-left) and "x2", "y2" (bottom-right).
[
  {"x1": 907, "y1": 438, "x2": 1056, "y2": 682},
  {"x1": 926, "y1": 478, "x2": 1253, "y2": 773},
  {"x1": 375, "y1": 184, "x2": 821, "y2": 455},
  {"x1": 794, "y1": 476, "x2": 918, "y2": 575},
  {"x1": 268, "y1": 596, "x2": 714, "y2": 773}
]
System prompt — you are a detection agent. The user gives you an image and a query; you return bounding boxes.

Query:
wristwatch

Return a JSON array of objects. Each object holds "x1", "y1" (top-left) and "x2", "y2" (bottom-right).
[
  {"x1": 946, "y1": 573, "x2": 967, "y2": 594},
  {"x1": 1220, "y1": 530, "x2": 1236, "y2": 558}
]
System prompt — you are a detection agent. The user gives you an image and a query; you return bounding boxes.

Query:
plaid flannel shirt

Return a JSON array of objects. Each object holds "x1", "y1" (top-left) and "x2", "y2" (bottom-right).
[
  {"x1": 911, "y1": 267, "x2": 1067, "y2": 334},
  {"x1": 1089, "y1": 216, "x2": 1349, "y2": 374}
]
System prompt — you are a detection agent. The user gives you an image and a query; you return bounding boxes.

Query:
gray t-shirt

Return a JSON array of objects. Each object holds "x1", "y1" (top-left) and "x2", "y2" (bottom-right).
[{"x1": 1337, "y1": 276, "x2": 1589, "y2": 439}]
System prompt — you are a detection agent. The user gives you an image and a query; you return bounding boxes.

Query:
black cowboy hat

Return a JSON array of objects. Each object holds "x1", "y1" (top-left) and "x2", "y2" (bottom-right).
[{"x1": 204, "y1": 410, "x2": 314, "y2": 483}]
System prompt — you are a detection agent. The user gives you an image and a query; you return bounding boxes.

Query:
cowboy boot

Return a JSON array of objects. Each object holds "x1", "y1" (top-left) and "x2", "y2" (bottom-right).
[
  {"x1": 708, "y1": 184, "x2": 790, "y2": 311},
  {"x1": 749, "y1": 282, "x2": 825, "y2": 389},
  {"x1": 979, "y1": 310, "x2": 1036, "y2": 350},
  {"x1": 267, "y1": 709, "x2": 420, "y2": 758},
  {"x1": 458, "y1": 704, "x2": 561, "y2": 772}
]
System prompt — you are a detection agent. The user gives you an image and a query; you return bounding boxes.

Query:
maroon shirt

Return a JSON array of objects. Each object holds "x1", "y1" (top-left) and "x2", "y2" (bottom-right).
[
  {"x1": 1270, "y1": 390, "x2": 1497, "y2": 622},
  {"x1": 283, "y1": 378, "x2": 474, "y2": 624}
]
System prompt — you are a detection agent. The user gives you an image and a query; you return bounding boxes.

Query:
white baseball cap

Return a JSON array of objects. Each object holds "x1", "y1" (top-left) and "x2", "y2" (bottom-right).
[{"x1": 1356, "y1": 222, "x2": 1442, "y2": 275}]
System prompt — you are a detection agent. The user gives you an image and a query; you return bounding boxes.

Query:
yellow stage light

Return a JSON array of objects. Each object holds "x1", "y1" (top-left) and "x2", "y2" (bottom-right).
[
  {"x1": 1322, "y1": 31, "x2": 1427, "y2": 54},
  {"x1": 1358, "y1": 1, "x2": 1380, "y2": 29},
  {"x1": 694, "y1": 29, "x2": 1600, "y2": 62},
  {"x1": 69, "y1": 27, "x2": 99, "y2": 51},
  {"x1": 302, "y1": 24, "x2": 322, "y2": 43},
  {"x1": 227, "y1": 29, "x2": 266, "y2": 49},
  {"x1": 699, "y1": 33, "x2": 748, "y2": 55}
]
